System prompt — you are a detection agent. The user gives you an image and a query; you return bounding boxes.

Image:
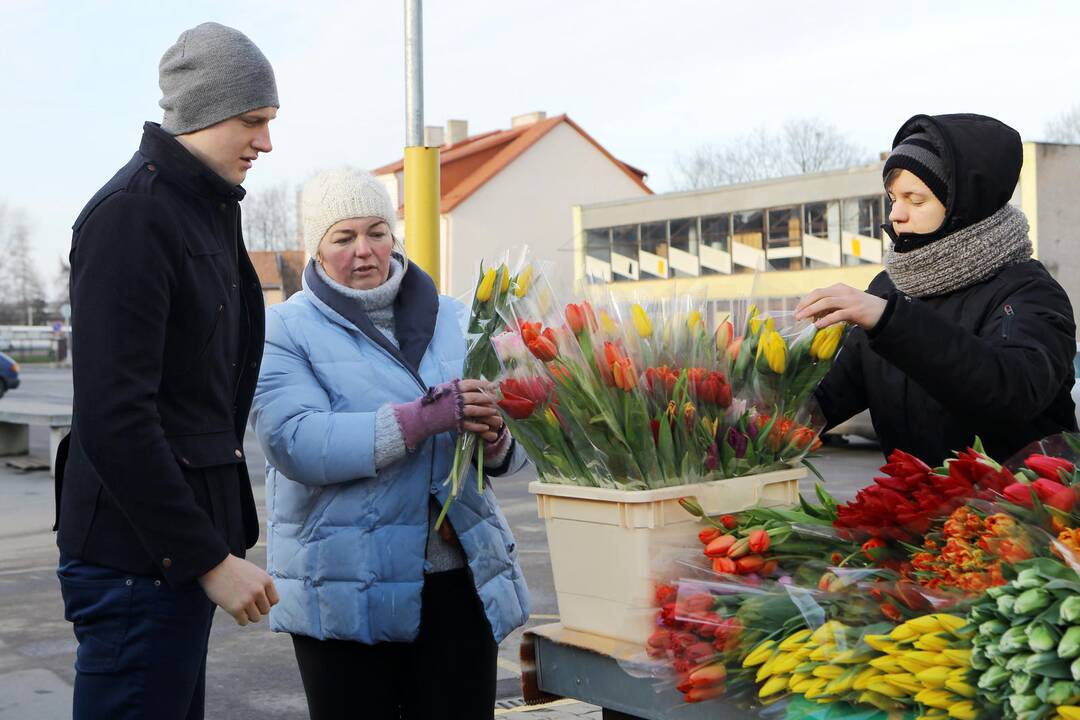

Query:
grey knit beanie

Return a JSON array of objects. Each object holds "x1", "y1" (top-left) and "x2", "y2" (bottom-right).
[
  {"x1": 883, "y1": 131, "x2": 949, "y2": 207},
  {"x1": 302, "y1": 168, "x2": 399, "y2": 259},
  {"x1": 159, "y1": 22, "x2": 279, "y2": 135}
]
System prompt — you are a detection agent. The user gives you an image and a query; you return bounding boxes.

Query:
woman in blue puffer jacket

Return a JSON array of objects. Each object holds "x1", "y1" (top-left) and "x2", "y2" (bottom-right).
[{"x1": 250, "y1": 167, "x2": 529, "y2": 720}]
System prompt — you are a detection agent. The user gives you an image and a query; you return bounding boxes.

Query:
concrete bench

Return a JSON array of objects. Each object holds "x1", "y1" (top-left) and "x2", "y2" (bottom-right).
[{"x1": 0, "y1": 401, "x2": 72, "y2": 477}]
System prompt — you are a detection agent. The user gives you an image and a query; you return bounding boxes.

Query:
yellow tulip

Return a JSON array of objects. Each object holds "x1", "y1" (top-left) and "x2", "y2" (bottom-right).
[
  {"x1": 498, "y1": 264, "x2": 511, "y2": 293},
  {"x1": 687, "y1": 310, "x2": 702, "y2": 332},
  {"x1": 882, "y1": 672, "x2": 922, "y2": 695},
  {"x1": 631, "y1": 304, "x2": 653, "y2": 338},
  {"x1": 866, "y1": 680, "x2": 907, "y2": 699},
  {"x1": 743, "y1": 640, "x2": 777, "y2": 668},
  {"x1": 939, "y1": 649, "x2": 971, "y2": 667},
  {"x1": 852, "y1": 666, "x2": 882, "y2": 691},
  {"x1": 1057, "y1": 707, "x2": 1080, "y2": 720},
  {"x1": 904, "y1": 616, "x2": 946, "y2": 636},
  {"x1": 914, "y1": 633, "x2": 951, "y2": 652},
  {"x1": 810, "y1": 323, "x2": 844, "y2": 361},
  {"x1": 759, "y1": 675, "x2": 789, "y2": 698},
  {"x1": 812, "y1": 665, "x2": 845, "y2": 680},
  {"x1": 946, "y1": 700, "x2": 978, "y2": 720},
  {"x1": 869, "y1": 656, "x2": 905, "y2": 674},
  {"x1": 757, "y1": 330, "x2": 787, "y2": 374},
  {"x1": 915, "y1": 666, "x2": 951, "y2": 688},
  {"x1": 513, "y1": 266, "x2": 533, "y2": 297},
  {"x1": 862, "y1": 635, "x2": 898, "y2": 654},
  {"x1": 803, "y1": 678, "x2": 831, "y2": 700},
  {"x1": 599, "y1": 310, "x2": 618, "y2": 335},
  {"x1": 914, "y1": 688, "x2": 955, "y2": 709},
  {"x1": 476, "y1": 268, "x2": 496, "y2": 302},
  {"x1": 810, "y1": 621, "x2": 848, "y2": 646},
  {"x1": 779, "y1": 629, "x2": 813, "y2": 652},
  {"x1": 944, "y1": 678, "x2": 976, "y2": 698}
]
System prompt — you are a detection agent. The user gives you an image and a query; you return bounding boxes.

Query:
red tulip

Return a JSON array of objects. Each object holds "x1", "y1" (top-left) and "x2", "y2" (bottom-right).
[
  {"x1": 682, "y1": 593, "x2": 715, "y2": 613},
  {"x1": 698, "y1": 527, "x2": 722, "y2": 545},
  {"x1": 1032, "y1": 478, "x2": 1077, "y2": 511},
  {"x1": 1003, "y1": 482, "x2": 1036, "y2": 507},
  {"x1": 711, "y1": 557, "x2": 737, "y2": 574},
  {"x1": 735, "y1": 555, "x2": 765, "y2": 574},
  {"x1": 720, "y1": 515, "x2": 738, "y2": 529},
  {"x1": 497, "y1": 394, "x2": 535, "y2": 420},
  {"x1": 748, "y1": 529, "x2": 770, "y2": 554},
  {"x1": 704, "y1": 534, "x2": 737, "y2": 558},
  {"x1": 528, "y1": 336, "x2": 558, "y2": 362},
  {"x1": 1025, "y1": 454, "x2": 1076, "y2": 481},
  {"x1": 565, "y1": 304, "x2": 586, "y2": 334},
  {"x1": 861, "y1": 537, "x2": 889, "y2": 562}
]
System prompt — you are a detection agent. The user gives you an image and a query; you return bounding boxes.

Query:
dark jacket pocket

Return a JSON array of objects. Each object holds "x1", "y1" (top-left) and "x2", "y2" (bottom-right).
[
  {"x1": 58, "y1": 571, "x2": 134, "y2": 674},
  {"x1": 165, "y1": 430, "x2": 245, "y2": 469}
]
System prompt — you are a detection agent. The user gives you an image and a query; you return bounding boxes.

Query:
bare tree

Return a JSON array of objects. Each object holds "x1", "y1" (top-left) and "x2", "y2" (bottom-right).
[
  {"x1": 672, "y1": 118, "x2": 869, "y2": 191},
  {"x1": 1045, "y1": 105, "x2": 1080, "y2": 143},
  {"x1": 242, "y1": 182, "x2": 299, "y2": 251},
  {"x1": 0, "y1": 209, "x2": 45, "y2": 325}
]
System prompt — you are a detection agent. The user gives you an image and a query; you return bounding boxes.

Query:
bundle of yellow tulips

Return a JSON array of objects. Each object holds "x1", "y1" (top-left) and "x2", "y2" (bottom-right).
[{"x1": 744, "y1": 615, "x2": 980, "y2": 718}]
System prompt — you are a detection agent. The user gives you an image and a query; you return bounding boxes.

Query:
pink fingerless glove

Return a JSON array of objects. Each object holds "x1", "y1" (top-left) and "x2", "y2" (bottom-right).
[{"x1": 391, "y1": 381, "x2": 464, "y2": 453}]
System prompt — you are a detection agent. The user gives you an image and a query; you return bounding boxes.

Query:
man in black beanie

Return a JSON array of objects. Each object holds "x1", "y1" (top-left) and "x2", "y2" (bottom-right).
[
  {"x1": 795, "y1": 113, "x2": 1077, "y2": 466},
  {"x1": 56, "y1": 22, "x2": 279, "y2": 718}
]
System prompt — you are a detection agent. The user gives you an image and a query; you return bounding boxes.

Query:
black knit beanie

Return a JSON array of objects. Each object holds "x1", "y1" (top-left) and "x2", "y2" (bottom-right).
[{"x1": 883, "y1": 132, "x2": 949, "y2": 207}]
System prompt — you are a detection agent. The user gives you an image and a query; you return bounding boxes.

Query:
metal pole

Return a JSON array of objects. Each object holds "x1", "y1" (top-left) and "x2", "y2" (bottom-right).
[
  {"x1": 403, "y1": 0, "x2": 441, "y2": 289},
  {"x1": 404, "y1": 0, "x2": 423, "y2": 147}
]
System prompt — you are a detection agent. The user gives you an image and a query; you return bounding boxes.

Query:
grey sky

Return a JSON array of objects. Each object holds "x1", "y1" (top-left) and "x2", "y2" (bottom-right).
[{"x1": 2, "y1": 0, "x2": 1077, "y2": 293}]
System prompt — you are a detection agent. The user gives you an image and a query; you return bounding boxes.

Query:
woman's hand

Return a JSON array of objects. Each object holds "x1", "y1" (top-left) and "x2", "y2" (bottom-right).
[
  {"x1": 794, "y1": 284, "x2": 887, "y2": 330},
  {"x1": 459, "y1": 379, "x2": 503, "y2": 442}
]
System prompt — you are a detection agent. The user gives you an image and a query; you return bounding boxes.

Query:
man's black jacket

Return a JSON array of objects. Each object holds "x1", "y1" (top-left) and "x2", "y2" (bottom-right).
[
  {"x1": 817, "y1": 262, "x2": 1077, "y2": 466},
  {"x1": 57, "y1": 123, "x2": 264, "y2": 586}
]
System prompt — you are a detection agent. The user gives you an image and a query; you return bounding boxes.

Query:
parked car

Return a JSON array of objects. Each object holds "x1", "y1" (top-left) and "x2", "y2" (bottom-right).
[{"x1": 0, "y1": 351, "x2": 19, "y2": 398}]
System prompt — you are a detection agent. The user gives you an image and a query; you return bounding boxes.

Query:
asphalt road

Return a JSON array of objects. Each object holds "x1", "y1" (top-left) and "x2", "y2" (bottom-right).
[{"x1": 0, "y1": 366, "x2": 884, "y2": 718}]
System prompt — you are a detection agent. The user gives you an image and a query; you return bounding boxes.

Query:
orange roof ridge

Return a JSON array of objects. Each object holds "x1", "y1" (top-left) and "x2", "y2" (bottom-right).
[{"x1": 375, "y1": 114, "x2": 651, "y2": 213}]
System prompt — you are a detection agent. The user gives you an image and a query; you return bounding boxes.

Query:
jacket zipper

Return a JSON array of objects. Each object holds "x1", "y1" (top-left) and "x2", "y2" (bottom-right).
[{"x1": 1002, "y1": 304, "x2": 1014, "y2": 340}]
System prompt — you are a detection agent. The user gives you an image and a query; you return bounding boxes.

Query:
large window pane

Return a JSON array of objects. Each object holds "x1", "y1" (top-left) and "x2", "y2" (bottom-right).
[
  {"x1": 640, "y1": 221, "x2": 668, "y2": 257},
  {"x1": 766, "y1": 206, "x2": 802, "y2": 271},
  {"x1": 669, "y1": 218, "x2": 697, "y2": 253},
  {"x1": 802, "y1": 201, "x2": 841, "y2": 269},
  {"x1": 612, "y1": 225, "x2": 638, "y2": 258},
  {"x1": 701, "y1": 215, "x2": 729, "y2": 252},
  {"x1": 730, "y1": 211, "x2": 764, "y2": 276},
  {"x1": 842, "y1": 196, "x2": 885, "y2": 266},
  {"x1": 585, "y1": 228, "x2": 610, "y2": 262}
]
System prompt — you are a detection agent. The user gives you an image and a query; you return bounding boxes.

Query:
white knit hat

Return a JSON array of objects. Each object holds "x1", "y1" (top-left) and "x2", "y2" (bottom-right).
[{"x1": 301, "y1": 168, "x2": 398, "y2": 259}]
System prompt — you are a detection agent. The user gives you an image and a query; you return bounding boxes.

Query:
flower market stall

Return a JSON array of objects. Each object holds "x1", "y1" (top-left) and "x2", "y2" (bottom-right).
[{"x1": 452, "y1": 252, "x2": 1080, "y2": 719}]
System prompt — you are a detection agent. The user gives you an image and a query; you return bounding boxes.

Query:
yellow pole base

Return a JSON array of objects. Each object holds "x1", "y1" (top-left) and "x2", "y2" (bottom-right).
[{"x1": 404, "y1": 146, "x2": 441, "y2": 291}]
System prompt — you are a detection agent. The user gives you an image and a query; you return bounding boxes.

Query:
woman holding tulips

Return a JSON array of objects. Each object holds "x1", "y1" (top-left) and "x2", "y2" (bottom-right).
[
  {"x1": 250, "y1": 168, "x2": 529, "y2": 719},
  {"x1": 796, "y1": 113, "x2": 1077, "y2": 465}
]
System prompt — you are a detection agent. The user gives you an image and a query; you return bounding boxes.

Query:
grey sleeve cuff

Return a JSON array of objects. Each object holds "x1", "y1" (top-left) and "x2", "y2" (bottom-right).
[{"x1": 374, "y1": 404, "x2": 409, "y2": 470}]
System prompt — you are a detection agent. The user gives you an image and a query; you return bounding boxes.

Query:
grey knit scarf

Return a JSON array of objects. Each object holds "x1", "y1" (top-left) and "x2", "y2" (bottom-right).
[
  {"x1": 314, "y1": 258, "x2": 405, "y2": 346},
  {"x1": 884, "y1": 204, "x2": 1032, "y2": 298}
]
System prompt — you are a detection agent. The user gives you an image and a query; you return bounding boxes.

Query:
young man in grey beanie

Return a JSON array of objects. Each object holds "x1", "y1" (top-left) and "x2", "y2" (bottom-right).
[{"x1": 56, "y1": 22, "x2": 280, "y2": 719}]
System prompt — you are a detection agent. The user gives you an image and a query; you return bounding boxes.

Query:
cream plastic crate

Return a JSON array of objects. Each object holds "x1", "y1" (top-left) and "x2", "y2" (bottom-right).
[{"x1": 529, "y1": 467, "x2": 805, "y2": 646}]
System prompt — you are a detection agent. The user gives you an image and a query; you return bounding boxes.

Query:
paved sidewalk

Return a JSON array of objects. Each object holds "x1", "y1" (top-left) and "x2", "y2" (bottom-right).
[{"x1": 496, "y1": 699, "x2": 601, "y2": 719}]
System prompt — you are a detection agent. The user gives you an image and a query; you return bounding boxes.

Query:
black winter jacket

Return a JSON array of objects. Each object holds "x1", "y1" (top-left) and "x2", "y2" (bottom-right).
[
  {"x1": 817, "y1": 113, "x2": 1077, "y2": 467},
  {"x1": 817, "y1": 263, "x2": 1076, "y2": 466},
  {"x1": 56, "y1": 123, "x2": 264, "y2": 586}
]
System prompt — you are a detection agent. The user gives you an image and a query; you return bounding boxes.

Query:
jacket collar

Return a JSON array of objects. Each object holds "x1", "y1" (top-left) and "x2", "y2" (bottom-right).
[
  {"x1": 302, "y1": 256, "x2": 439, "y2": 382},
  {"x1": 139, "y1": 122, "x2": 246, "y2": 202}
]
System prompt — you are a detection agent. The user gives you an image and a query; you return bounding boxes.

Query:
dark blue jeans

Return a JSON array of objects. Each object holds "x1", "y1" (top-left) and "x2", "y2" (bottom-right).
[{"x1": 57, "y1": 555, "x2": 215, "y2": 720}]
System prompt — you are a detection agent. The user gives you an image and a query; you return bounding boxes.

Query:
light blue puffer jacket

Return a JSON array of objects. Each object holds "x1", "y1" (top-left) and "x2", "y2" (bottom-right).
[{"x1": 250, "y1": 262, "x2": 529, "y2": 644}]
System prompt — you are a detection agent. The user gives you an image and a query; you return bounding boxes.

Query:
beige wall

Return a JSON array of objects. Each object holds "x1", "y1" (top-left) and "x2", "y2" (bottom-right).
[
  {"x1": 442, "y1": 123, "x2": 650, "y2": 296},
  {"x1": 1028, "y1": 143, "x2": 1080, "y2": 335}
]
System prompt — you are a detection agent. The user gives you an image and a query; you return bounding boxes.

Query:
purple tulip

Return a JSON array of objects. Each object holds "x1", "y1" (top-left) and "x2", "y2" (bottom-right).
[{"x1": 726, "y1": 427, "x2": 749, "y2": 458}]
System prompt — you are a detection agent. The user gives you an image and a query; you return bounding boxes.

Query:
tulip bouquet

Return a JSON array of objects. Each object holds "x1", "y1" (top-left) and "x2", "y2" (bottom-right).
[
  {"x1": 489, "y1": 284, "x2": 841, "y2": 489},
  {"x1": 438, "y1": 252, "x2": 539, "y2": 528},
  {"x1": 629, "y1": 432, "x2": 1080, "y2": 717}
]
